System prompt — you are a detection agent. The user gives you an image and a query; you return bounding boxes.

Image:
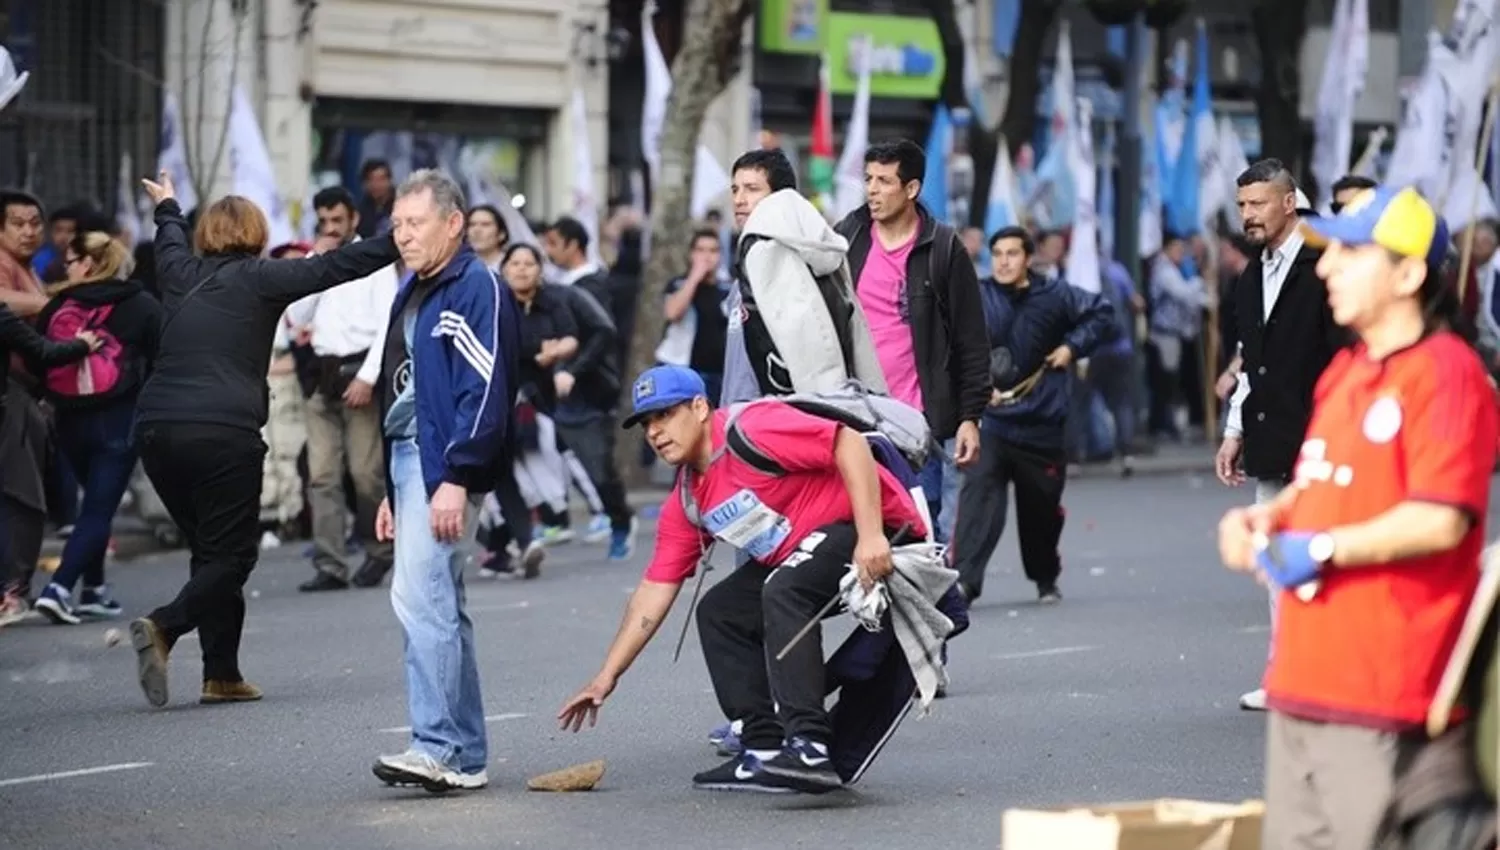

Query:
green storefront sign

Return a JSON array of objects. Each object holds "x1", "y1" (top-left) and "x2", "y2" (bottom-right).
[
  {"x1": 760, "y1": 0, "x2": 828, "y2": 55},
  {"x1": 760, "y1": 5, "x2": 946, "y2": 101},
  {"x1": 825, "y1": 13, "x2": 945, "y2": 99}
]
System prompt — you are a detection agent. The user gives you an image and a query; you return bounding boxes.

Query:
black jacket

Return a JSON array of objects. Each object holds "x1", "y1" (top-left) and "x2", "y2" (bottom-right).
[
  {"x1": 1230, "y1": 244, "x2": 1347, "y2": 480},
  {"x1": 0, "y1": 303, "x2": 90, "y2": 416},
  {"x1": 835, "y1": 204, "x2": 990, "y2": 440},
  {"x1": 137, "y1": 199, "x2": 400, "y2": 433},
  {"x1": 555, "y1": 283, "x2": 621, "y2": 414},
  {"x1": 36, "y1": 279, "x2": 164, "y2": 411},
  {"x1": 979, "y1": 272, "x2": 1117, "y2": 449},
  {"x1": 515, "y1": 284, "x2": 577, "y2": 413}
]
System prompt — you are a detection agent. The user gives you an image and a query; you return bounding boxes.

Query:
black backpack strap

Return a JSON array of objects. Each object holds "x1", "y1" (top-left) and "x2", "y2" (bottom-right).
[
  {"x1": 926, "y1": 223, "x2": 955, "y2": 321},
  {"x1": 725, "y1": 422, "x2": 786, "y2": 476}
]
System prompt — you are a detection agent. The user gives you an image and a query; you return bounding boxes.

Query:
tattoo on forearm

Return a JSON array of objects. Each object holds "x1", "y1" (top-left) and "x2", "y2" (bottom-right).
[{"x1": 639, "y1": 616, "x2": 654, "y2": 632}]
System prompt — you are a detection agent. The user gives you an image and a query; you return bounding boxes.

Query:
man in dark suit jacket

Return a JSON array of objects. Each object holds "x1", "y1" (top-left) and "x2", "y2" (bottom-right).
[{"x1": 1213, "y1": 159, "x2": 1347, "y2": 713}]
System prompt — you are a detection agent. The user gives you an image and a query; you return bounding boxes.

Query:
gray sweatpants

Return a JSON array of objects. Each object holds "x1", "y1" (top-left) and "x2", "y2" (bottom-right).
[{"x1": 1263, "y1": 712, "x2": 1415, "y2": 850}]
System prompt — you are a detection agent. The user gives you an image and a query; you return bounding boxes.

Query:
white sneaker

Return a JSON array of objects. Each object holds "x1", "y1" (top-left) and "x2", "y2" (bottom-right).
[
  {"x1": 582, "y1": 514, "x2": 611, "y2": 544},
  {"x1": 453, "y1": 768, "x2": 489, "y2": 790},
  {"x1": 520, "y1": 541, "x2": 545, "y2": 579},
  {"x1": 1239, "y1": 688, "x2": 1267, "y2": 712},
  {"x1": 372, "y1": 749, "x2": 471, "y2": 793}
]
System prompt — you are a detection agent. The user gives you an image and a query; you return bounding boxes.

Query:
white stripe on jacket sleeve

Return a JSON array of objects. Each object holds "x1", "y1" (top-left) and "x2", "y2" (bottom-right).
[{"x1": 436, "y1": 310, "x2": 495, "y2": 379}]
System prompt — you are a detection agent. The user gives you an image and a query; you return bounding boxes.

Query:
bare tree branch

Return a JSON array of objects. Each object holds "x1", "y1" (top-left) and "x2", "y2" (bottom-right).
[
  {"x1": 200, "y1": 1, "x2": 248, "y2": 203},
  {"x1": 189, "y1": 0, "x2": 218, "y2": 202},
  {"x1": 94, "y1": 42, "x2": 167, "y2": 89}
]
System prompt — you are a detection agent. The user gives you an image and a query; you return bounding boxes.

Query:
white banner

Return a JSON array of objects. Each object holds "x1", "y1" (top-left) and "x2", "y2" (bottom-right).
[
  {"x1": 0, "y1": 46, "x2": 28, "y2": 113},
  {"x1": 1065, "y1": 98, "x2": 1101, "y2": 294},
  {"x1": 115, "y1": 152, "x2": 143, "y2": 246},
  {"x1": 568, "y1": 88, "x2": 602, "y2": 264},
  {"x1": 1311, "y1": 0, "x2": 1370, "y2": 208},
  {"x1": 641, "y1": 3, "x2": 730, "y2": 219},
  {"x1": 1388, "y1": 5, "x2": 1500, "y2": 206},
  {"x1": 1217, "y1": 115, "x2": 1250, "y2": 232},
  {"x1": 833, "y1": 36, "x2": 873, "y2": 220},
  {"x1": 229, "y1": 86, "x2": 293, "y2": 247},
  {"x1": 1139, "y1": 93, "x2": 1163, "y2": 259},
  {"x1": 158, "y1": 93, "x2": 199, "y2": 214},
  {"x1": 640, "y1": 1, "x2": 670, "y2": 181}
]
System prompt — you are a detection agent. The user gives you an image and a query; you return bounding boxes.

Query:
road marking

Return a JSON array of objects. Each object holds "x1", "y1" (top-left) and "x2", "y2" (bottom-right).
[
  {"x1": 467, "y1": 601, "x2": 532, "y2": 614},
  {"x1": 379, "y1": 713, "x2": 528, "y2": 734},
  {"x1": 0, "y1": 762, "x2": 154, "y2": 788},
  {"x1": 991, "y1": 645, "x2": 1099, "y2": 661}
]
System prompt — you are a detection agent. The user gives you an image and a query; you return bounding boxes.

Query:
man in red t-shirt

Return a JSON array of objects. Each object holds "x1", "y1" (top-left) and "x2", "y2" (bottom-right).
[
  {"x1": 1217, "y1": 186, "x2": 1498, "y2": 850},
  {"x1": 557, "y1": 365, "x2": 926, "y2": 795}
]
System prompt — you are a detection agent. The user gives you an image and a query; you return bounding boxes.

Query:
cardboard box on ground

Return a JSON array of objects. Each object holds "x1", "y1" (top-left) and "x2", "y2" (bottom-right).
[{"x1": 1002, "y1": 798, "x2": 1263, "y2": 850}]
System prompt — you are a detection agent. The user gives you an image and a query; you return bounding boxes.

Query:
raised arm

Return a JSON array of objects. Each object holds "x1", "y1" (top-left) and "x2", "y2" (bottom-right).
[
  {"x1": 252, "y1": 235, "x2": 401, "y2": 304},
  {"x1": 151, "y1": 199, "x2": 210, "y2": 299}
]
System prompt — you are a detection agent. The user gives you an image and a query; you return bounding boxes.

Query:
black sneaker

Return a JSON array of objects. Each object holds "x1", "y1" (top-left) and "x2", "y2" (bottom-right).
[
  {"x1": 351, "y1": 558, "x2": 392, "y2": 588},
  {"x1": 691, "y1": 753, "x2": 791, "y2": 794},
  {"x1": 757, "y1": 738, "x2": 843, "y2": 793},
  {"x1": 1038, "y1": 584, "x2": 1062, "y2": 604},
  {"x1": 298, "y1": 572, "x2": 348, "y2": 592}
]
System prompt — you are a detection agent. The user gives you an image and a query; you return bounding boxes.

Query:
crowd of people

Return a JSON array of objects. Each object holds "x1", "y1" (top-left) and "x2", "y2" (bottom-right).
[{"x1": 0, "y1": 131, "x2": 1496, "y2": 845}]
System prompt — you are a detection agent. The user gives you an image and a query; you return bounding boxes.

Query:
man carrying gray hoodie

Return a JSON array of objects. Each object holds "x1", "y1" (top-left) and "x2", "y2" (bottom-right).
[{"x1": 720, "y1": 150, "x2": 887, "y2": 403}]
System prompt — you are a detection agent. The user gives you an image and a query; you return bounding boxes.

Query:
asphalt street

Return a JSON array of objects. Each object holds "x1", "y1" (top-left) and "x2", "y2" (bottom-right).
[{"x1": 0, "y1": 471, "x2": 1417, "y2": 850}]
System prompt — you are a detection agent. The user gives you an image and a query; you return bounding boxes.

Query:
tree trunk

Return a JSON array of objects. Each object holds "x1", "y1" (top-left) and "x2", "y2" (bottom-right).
[
  {"x1": 615, "y1": 0, "x2": 751, "y2": 485},
  {"x1": 1250, "y1": 0, "x2": 1308, "y2": 174},
  {"x1": 971, "y1": 0, "x2": 1062, "y2": 228}
]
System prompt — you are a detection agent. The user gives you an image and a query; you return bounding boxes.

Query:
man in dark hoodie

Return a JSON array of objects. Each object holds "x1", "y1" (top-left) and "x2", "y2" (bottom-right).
[
  {"x1": 950, "y1": 226, "x2": 1115, "y2": 604},
  {"x1": 543, "y1": 216, "x2": 637, "y2": 560},
  {"x1": 834, "y1": 139, "x2": 990, "y2": 540}
]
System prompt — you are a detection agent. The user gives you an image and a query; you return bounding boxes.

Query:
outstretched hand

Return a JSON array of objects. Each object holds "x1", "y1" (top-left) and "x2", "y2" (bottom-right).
[
  {"x1": 141, "y1": 169, "x2": 176, "y2": 205},
  {"x1": 558, "y1": 676, "x2": 617, "y2": 732}
]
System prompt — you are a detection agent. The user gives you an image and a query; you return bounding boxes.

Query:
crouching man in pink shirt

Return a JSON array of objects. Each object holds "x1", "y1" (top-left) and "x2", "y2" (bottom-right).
[{"x1": 557, "y1": 365, "x2": 926, "y2": 794}]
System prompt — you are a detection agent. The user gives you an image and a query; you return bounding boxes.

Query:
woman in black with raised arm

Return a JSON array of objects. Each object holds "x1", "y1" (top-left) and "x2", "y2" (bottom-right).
[{"x1": 126, "y1": 170, "x2": 400, "y2": 709}]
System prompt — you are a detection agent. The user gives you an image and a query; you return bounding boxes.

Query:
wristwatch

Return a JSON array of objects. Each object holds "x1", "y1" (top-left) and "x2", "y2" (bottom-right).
[
  {"x1": 1308, "y1": 532, "x2": 1336, "y2": 566},
  {"x1": 1297, "y1": 533, "x2": 1334, "y2": 603}
]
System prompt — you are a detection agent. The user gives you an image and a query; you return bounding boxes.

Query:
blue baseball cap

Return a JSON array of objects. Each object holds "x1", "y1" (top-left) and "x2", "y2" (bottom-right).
[
  {"x1": 1300, "y1": 185, "x2": 1450, "y2": 268},
  {"x1": 621, "y1": 365, "x2": 708, "y2": 429}
]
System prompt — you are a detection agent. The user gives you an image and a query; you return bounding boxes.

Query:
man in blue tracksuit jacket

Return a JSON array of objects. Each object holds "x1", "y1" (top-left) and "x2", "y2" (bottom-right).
[
  {"x1": 950, "y1": 226, "x2": 1115, "y2": 604},
  {"x1": 369, "y1": 170, "x2": 521, "y2": 794}
]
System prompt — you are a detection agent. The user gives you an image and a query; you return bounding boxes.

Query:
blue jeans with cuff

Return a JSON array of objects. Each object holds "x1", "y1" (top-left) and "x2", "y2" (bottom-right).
[{"x1": 388, "y1": 438, "x2": 487, "y2": 773}]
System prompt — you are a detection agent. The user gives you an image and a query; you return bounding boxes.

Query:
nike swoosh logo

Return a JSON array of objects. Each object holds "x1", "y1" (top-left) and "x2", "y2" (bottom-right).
[
  {"x1": 734, "y1": 764, "x2": 756, "y2": 780},
  {"x1": 799, "y1": 753, "x2": 829, "y2": 767}
]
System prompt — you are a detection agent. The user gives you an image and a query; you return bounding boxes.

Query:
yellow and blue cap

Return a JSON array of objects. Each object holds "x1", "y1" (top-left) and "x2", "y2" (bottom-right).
[
  {"x1": 1300, "y1": 186, "x2": 1450, "y2": 268},
  {"x1": 622, "y1": 365, "x2": 708, "y2": 429}
]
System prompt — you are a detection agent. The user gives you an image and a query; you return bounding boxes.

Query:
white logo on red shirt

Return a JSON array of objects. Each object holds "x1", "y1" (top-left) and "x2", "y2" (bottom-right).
[
  {"x1": 1361, "y1": 396, "x2": 1403, "y2": 444},
  {"x1": 1294, "y1": 439, "x2": 1355, "y2": 489}
]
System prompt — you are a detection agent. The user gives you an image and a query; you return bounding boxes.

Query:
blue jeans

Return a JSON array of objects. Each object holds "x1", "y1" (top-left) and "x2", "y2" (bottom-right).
[
  {"x1": 51, "y1": 403, "x2": 137, "y2": 592},
  {"x1": 389, "y1": 438, "x2": 487, "y2": 773},
  {"x1": 916, "y1": 438, "x2": 957, "y2": 544}
]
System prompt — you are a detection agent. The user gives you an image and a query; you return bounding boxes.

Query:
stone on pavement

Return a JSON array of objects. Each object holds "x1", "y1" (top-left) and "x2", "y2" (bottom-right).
[{"x1": 527, "y1": 759, "x2": 606, "y2": 792}]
